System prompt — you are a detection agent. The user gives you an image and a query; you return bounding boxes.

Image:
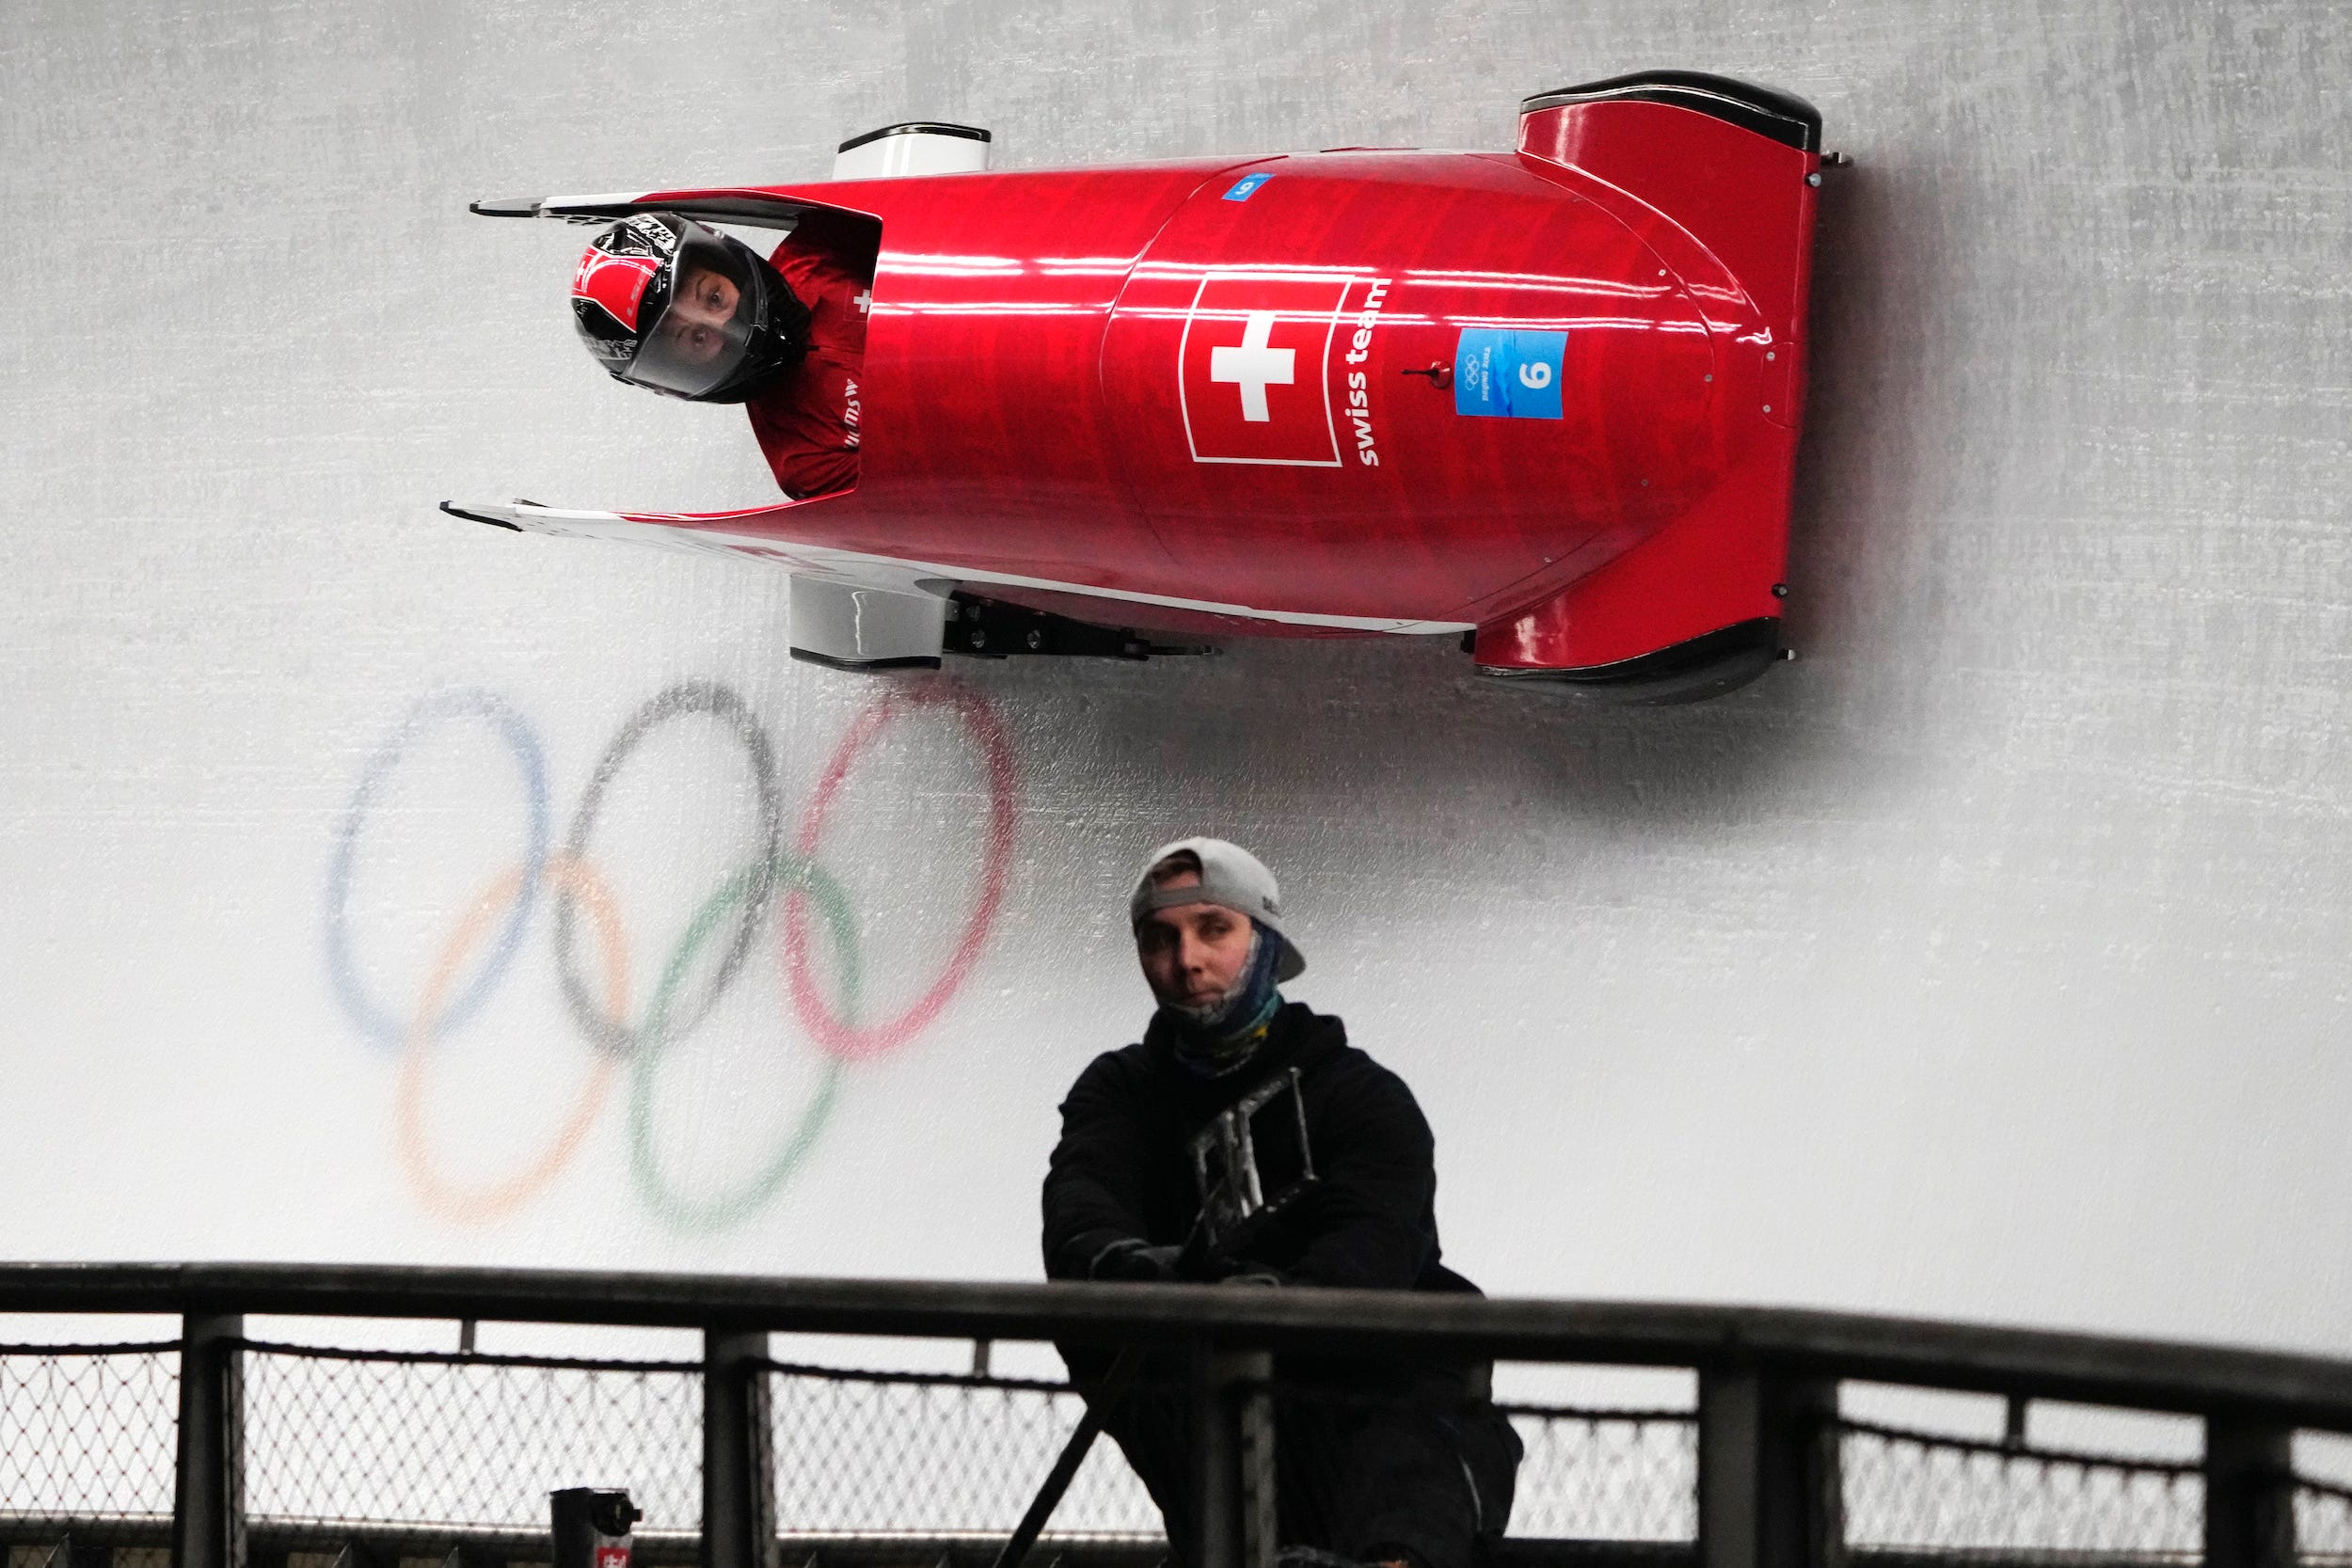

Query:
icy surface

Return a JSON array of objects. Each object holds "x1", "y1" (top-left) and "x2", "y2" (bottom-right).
[{"x1": 0, "y1": 0, "x2": 2347, "y2": 1353}]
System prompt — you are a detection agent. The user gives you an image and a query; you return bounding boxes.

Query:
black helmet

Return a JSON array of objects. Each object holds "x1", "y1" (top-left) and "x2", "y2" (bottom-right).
[{"x1": 570, "y1": 213, "x2": 811, "y2": 403}]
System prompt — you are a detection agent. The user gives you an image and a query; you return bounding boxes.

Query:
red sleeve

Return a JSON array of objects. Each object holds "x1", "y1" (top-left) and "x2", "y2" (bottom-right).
[
  {"x1": 742, "y1": 238, "x2": 868, "y2": 499},
  {"x1": 746, "y1": 341, "x2": 863, "y2": 499},
  {"x1": 768, "y1": 417, "x2": 860, "y2": 499}
]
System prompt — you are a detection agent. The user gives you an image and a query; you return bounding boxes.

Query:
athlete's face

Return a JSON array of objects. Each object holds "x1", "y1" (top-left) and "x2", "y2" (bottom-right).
[
  {"x1": 658, "y1": 265, "x2": 740, "y2": 367},
  {"x1": 1136, "y1": 871, "x2": 1255, "y2": 1009}
]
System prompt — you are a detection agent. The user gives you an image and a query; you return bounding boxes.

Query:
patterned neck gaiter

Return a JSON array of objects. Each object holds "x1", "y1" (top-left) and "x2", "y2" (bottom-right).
[{"x1": 1166, "y1": 923, "x2": 1286, "y2": 1077}]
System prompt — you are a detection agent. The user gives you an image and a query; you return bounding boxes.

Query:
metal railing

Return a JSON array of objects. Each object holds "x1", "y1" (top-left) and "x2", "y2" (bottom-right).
[{"x1": 4, "y1": 1264, "x2": 2351, "y2": 1568}]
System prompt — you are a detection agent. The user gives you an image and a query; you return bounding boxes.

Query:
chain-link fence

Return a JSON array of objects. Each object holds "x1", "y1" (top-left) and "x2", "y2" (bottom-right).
[
  {"x1": 1505, "y1": 1406, "x2": 1695, "y2": 1543},
  {"x1": 241, "y1": 1341, "x2": 702, "y2": 1547},
  {"x1": 15, "y1": 1341, "x2": 1705, "y2": 1548},
  {"x1": 1840, "y1": 1418, "x2": 2205, "y2": 1560},
  {"x1": 767, "y1": 1359, "x2": 1158, "y2": 1536},
  {"x1": 1, "y1": 1338, "x2": 1706, "y2": 1551},
  {"x1": 0, "y1": 1342, "x2": 180, "y2": 1539},
  {"x1": 30, "y1": 1328, "x2": 2352, "y2": 1566},
  {"x1": 2296, "y1": 1478, "x2": 2352, "y2": 1564}
]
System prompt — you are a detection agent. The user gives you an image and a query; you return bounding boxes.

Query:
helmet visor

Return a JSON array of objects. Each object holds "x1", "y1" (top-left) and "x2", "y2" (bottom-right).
[{"x1": 627, "y1": 230, "x2": 760, "y2": 398}]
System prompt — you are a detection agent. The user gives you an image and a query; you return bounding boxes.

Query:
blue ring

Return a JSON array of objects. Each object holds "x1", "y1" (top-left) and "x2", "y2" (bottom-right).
[{"x1": 325, "y1": 689, "x2": 550, "y2": 1048}]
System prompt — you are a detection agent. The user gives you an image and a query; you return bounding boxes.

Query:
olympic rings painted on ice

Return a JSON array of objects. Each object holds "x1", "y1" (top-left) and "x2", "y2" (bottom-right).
[
  {"x1": 555, "y1": 682, "x2": 783, "y2": 1056},
  {"x1": 396, "y1": 853, "x2": 626, "y2": 1226},
  {"x1": 325, "y1": 689, "x2": 550, "y2": 1048},
  {"x1": 326, "y1": 677, "x2": 1019, "y2": 1232},
  {"x1": 628, "y1": 855, "x2": 858, "y2": 1234},
  {"x1": 779, "y1": 681, "x2": 1019, "y2": 1062}
]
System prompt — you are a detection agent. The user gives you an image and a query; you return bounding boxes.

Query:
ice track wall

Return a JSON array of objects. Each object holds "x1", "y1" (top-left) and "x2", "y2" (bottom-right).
[{"x1": 1, "y1": 0, "x2": 2347, "y2": 1353}]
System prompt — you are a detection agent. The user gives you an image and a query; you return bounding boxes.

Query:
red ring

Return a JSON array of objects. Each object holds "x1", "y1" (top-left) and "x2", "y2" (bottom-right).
[{"x1": 778, "y1": 681, "x2": 1016, "y2": 1061}]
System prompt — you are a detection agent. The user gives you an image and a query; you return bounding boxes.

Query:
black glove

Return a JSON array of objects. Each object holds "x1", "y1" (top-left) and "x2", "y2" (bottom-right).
[
  {"x1": 1214, "y1": 1261, "x2": 1285, "y2": 1287},
  {"x1": 1089, "y1": 1238, "x2": 1183, "y2": 1282}
]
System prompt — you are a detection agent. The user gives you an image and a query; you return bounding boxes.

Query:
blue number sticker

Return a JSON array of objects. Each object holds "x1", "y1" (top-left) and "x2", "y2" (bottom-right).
[
  {"x1": 1453, "y1": 329, "x2": 1567, "y2": 420},
  {"x1": 1222, "y1": 172, "x2": 1274, "y2": 202}
]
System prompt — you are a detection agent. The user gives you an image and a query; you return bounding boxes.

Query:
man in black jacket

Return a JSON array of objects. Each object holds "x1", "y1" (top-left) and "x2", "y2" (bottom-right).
[{"x1": 1042, "y1": 837, "x2": 1520, "y2": 1568}]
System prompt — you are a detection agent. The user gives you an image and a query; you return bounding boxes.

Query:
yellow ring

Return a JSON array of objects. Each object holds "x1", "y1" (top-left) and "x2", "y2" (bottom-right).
[{"x1": 394, "y1": 852, "x2": 626, "y2": 1225}]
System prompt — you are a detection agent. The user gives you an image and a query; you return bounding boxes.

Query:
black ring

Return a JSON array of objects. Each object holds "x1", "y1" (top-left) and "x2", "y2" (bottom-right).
[{"x1": 553, "y1": 682, "x2": 784, "y2": 1054}]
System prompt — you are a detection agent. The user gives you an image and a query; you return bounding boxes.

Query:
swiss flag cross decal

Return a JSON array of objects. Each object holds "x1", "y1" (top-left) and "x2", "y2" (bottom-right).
[{"x1": 1179, "y1": 273, "x2": 1352, "y2": 466}]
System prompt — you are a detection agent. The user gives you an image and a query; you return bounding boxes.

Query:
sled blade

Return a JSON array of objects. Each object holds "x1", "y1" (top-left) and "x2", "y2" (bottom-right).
[
  {"x1": 467, "y1": 190, "x2": 815, "y2": 231},
  {"x1": 437, "y1": 499, "x2": 822, "y2": 566}
]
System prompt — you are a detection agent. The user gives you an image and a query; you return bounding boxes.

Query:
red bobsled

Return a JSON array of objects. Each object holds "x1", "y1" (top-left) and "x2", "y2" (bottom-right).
[{"x1": 450, "y1": 71, "x2": 1825, "y2": 703}]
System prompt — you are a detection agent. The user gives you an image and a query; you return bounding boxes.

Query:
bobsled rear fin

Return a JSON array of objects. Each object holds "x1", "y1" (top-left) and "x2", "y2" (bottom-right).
[
  {"x1": 1517, "y1": 71, "x2": 1821, "y2": 387},
  {"x1": 1477, "y1": 618, "x2": 1784, "y2": 705},
  {"x1": 1520, "y1": 71, "x2": 1821, "y2": 153}
]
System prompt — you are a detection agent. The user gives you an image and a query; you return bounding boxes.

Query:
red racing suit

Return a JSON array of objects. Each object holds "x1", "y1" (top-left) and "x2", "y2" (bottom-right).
[{"x1": 745, "y1": 239, "x2": 868, "y2": 499}]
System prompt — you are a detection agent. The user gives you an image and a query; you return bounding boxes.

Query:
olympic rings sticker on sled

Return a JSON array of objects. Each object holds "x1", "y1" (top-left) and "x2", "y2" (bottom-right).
[{"x1": 326, "y1": 677, "x2": 1018, "y2": 1231}]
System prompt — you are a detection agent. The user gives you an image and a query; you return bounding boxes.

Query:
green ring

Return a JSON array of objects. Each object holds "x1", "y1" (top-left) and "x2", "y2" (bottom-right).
[{"x1": 628, "y1": 855, "x2": 859, "y2": 1234}]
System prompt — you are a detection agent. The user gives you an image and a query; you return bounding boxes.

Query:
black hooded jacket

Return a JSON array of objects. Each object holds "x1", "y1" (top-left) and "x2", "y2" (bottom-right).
[
  {"x1": 1042, "y1": 1002, "x2": 1480, "y2": 1299},
  {"x1": 1045, "y1": 1003, "x2": 1524, "y2": 1563}
]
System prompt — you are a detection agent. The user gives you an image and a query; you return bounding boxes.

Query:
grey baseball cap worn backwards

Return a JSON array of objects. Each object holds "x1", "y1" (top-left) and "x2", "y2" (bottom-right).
[{"x1": 1128, "y1": 836, "x2": 1307, "y2": 982}]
